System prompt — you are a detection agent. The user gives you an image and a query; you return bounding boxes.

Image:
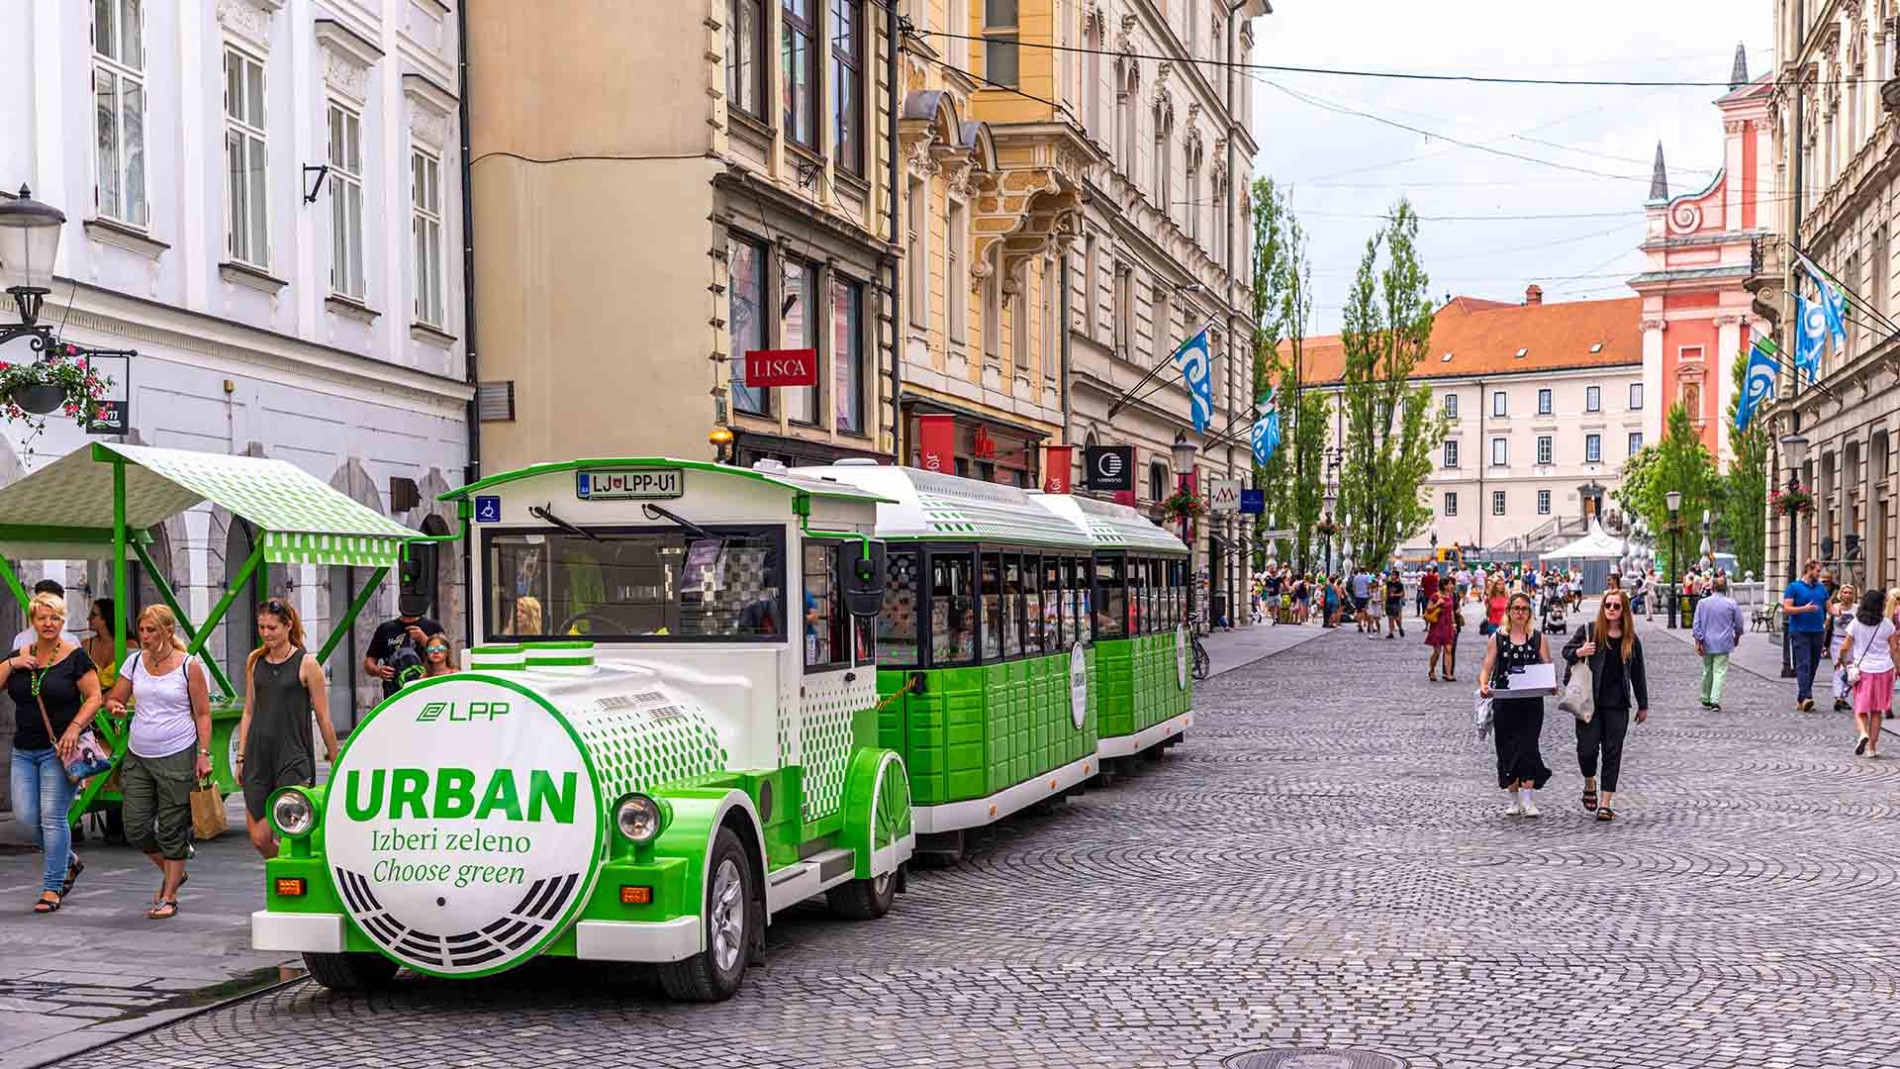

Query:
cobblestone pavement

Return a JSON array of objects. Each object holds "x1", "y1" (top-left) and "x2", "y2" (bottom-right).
[{"x1": 50, "y1": 627, "x2": 1900, "y2": 1069}]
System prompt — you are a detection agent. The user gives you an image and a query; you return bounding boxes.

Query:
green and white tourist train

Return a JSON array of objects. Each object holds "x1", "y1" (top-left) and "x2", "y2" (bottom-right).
[{"x1": 251, "y1": 457, "x2": 1193, "y2": 998}]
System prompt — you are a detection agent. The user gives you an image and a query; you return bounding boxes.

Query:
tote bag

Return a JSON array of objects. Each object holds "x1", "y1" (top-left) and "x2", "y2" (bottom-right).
[
  {"x1": 190, "y1": 778, "x2": 230, "y2": 840},
  {"x1": 1558, "y1": 626, "x2": 1596, "y2": 724}
]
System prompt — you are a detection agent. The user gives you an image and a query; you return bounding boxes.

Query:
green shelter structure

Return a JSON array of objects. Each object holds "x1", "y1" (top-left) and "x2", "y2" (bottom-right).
[{"x1": 0, "y1": 442, "x2": 426, "y2": 821}]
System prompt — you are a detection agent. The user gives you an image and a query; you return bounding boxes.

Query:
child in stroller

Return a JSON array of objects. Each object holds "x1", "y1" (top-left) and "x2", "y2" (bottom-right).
[{"x1": 1540, "y1": 593, "x2": 1568, "y2": 634}]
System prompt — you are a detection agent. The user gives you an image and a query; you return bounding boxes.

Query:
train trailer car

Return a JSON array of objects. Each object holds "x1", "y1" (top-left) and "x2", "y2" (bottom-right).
[
  {"x1": 800, "y1": 461, "x2": 1193, "y2": 861},
  {"x1": 252, "y1": 459, "x2": 913, "y2": 999}
]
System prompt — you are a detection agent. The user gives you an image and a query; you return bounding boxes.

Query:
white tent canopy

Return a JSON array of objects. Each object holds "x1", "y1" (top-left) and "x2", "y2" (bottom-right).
[{"x1": 1538, "y1": 520, "x2": 1626, "y2": 563}]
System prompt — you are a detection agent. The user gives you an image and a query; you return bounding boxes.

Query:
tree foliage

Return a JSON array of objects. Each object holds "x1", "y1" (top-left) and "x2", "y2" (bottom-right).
[
  {"x1": 1335, "y1": 199, "x2": 1441, "y2": 569},
  {"x1": 1721, "y1": 353, "x2": 1770, "y2": 577},
  {"x1": 1617, "y1": 403, "x2": 1717, "y2": 572},
  {"x1": 1249, "y1": 177, "x2": 1325, "y2": 569}
]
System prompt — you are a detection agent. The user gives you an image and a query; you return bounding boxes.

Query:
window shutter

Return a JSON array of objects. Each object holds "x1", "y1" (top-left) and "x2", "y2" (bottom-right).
[{"x1": 477, "y1": 381, "x2": 516, "y2": 422}]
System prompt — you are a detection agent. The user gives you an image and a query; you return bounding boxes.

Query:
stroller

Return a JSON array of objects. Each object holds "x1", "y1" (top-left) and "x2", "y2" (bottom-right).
[{"x1": 1540, "y1": 593, "x2": 1568, "y2": 634}]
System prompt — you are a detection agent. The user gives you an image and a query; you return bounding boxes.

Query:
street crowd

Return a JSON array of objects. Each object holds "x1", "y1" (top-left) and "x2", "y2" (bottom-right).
[
  {"x1": 1249, "y1": 554, "x2": 1898, "y2": 822},
  {"x1": 8, "y1": 580, "x2": 462, "y2": 918}
]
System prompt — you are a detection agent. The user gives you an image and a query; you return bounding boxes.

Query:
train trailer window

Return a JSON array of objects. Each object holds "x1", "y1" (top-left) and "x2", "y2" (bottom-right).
[
  {"x1": 1094, "y1": 555, "x2": 1125, "y2": 639},
  {"x1": 930, "y1": 551, "x2": 977, "y2": 666},
  {"x1": 1001, "y1": 554, "x2": 1023, "y2": 659},
  {"x1": 485, "y1": 527, "x2": 784, "y2": 642},
  {"x1": 802, "y1": 541, "x2": 848, "y2": 671},
  {"x1": 876, "y1": 548, "x2": 920, "y2": 667},
  {"x1": 981, "y1": 552, "x2": 1004, "y2": 661},
  {"x1": 1040, "y1": 556, "x2": 1061, "y2": 652}
]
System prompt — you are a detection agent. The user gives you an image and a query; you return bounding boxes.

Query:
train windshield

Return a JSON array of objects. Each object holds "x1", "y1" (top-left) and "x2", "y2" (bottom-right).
[{"x1": 484, "y1": 526, "x2": 786, "y2": 642}]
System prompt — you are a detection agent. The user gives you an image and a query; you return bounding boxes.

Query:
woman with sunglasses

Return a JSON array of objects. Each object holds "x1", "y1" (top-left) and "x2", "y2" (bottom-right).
[
  {"x1": 1562, "y1": 590, "x2": 1650, "y2": 823},
  {"x1": 1478, "y1": 592, "x2": 1554, "y2": 816},
  {"x1": 422, "y1": 633, "x2": 458, "y2": 679},
  {"x1": 1826, "y1": 584, "x2": 1861, "y2": 713},
  {"x1": 235, "y1": 599, "x2": 338, "y2": 859}
]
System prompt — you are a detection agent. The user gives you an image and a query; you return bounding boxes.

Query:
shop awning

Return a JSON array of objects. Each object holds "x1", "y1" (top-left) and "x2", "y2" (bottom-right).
[{"x1": 0, "y1": 443, "x2": 420, "y2": 567}]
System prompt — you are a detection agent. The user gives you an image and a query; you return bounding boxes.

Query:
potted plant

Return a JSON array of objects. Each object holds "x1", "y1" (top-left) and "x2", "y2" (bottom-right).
[
  {"x1": 0, "y1": 344, "x2": 112, "y2": 427},
  {"x1": 1768, "y1": 483, "x2": 1815, "y2": 517},
  {"x1": 1160, "y1": 488, "x2": 1207, "y2": 523}
]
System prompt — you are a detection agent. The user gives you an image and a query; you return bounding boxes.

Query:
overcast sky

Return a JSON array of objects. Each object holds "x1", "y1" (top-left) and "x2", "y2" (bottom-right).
[{"x1": 1247, "y1": 0, "x2": 1775, "y2": 335}]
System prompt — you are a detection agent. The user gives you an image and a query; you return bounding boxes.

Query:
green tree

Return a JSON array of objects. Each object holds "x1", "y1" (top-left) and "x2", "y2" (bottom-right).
[
  {"x1": 1618, "y1": 404, "x2": 1717, "y2": 572},
  {"x1": 1721, "y1": 354, "x2": 1770, "y2": 577},
  {"x1": 1249, "y1": 177, "x2": 1325, "y2": 569},
  {"x1": 1335, "y1": 199, "x2": 1441, "y2": 568}
]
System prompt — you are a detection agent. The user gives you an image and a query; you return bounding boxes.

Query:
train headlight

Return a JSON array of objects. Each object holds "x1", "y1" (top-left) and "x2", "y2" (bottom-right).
[
  {"x1": 270, "y1": 788, "x2": 318, "y2": 838},
  {"x1": 615, "y1": 794, "x2": 665, "y2": 844}
]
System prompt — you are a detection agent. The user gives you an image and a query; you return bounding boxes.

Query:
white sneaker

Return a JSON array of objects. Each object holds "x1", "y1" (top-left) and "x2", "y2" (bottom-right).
[
  {"x1": 1504, "y1": 801, "x2": 1523, "y2": 816},
  {"x1": 1521, "y1": 800, "x2": 1541, "y2": 818}
]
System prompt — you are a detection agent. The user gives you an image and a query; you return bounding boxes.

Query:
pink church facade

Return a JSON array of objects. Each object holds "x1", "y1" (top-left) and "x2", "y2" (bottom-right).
[{"x1": 1631, "y1": 48, "x2": 1775, "y2": 469}]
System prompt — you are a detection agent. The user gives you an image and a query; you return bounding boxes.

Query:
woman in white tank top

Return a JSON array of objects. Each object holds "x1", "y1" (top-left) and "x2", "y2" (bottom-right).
[{"x1": 102, "y1": 606, "x2": 211, "y2": 919}]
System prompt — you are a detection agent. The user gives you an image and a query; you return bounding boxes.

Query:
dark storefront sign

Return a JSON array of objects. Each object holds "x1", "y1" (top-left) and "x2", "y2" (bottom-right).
[{"x1": 1084, "y1": 445, "x2": 1134, "y2": 493}]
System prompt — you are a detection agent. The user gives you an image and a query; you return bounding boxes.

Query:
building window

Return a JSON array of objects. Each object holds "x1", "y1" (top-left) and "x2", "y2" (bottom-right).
[
  {"x1": 834, "y1": 276, "x2": 864, "y2": 433},
  {"x1": 1537, "y1": 435, "x2": 1552, "y2": 465},
  {"x1": 223, "y1": 47, "x2": 270, "y2": 268},
  {"x1": 93, "y1": 0, "x2": 146, "y2": 228},
  {"x1": 1114, "y1": 266, "x2": 1133, "y2": 356},
  {"x1": 1156, "y1": 106, "x2": 1174, "y2": 220},
  {"x1": 1011, "y1": 265, "x2": 1030, "y2": 373},
  {"x1": 1492, "y1": 490, "x2": 1506, "y2": 516},
  {"x1": 1444, "y1": 491, "x2": 1458, "y2": 517},
  {"x1": 1538, "y1": 490, "x2": 1551, "y2": 515},
  {"x1": 830, "y1": 0, "x2": 863, "y2": 174},
  {"x1": 1082, "y1": 233, "x2": 1098, "y2": 337},
  {"x1": 1629, "y1": 431, "x2": 1643, "y2": 455},
  {"x1": 327, "y1": 103, "x2": 366, "y2": 300},
  {"x1": 1443, "y1": 392, "x2": 1458, "y2": 419},
  {"x1": 1442, "y1": 439, "x2": 1458, "y2": 468},
  {"x1": 411, "y1": 149, "x2": 445, "y2": 327},
  {"x1": 1585, "y1": 385, "x2": 1601, "y2": 412},
  {"x1": 982, "y1": 251, "x2": 1002, "y2": 364},
  {"x1": 984, "y1": 0, "x2": 1020, "y2": 87},
  {"x1": 1041, "y1": 260, "x2": 1057, "y2": 384},
  {"x1": 1537, "y1": 387, "x2": 1552, "y2": 415},
  {"x1": 728, "y1": 233, "x2": 769, "y2": 415},
  {"x1": 727, "y1": 0, "x2": 765, "y2": 120},
  {"x1": 1585, "y1": 433, "x2": 1601, "y2": 463},
  {"x1": 1491, "y1": 437, "x2": 1507, "y2": 466},
  {"x1": 1629, "y1": 381, "x2": 1643, "y2": 410},
  {"x1": 1149, "y1": 461, "x2": 1168, "y2": 503},
  {"x1": 906, "y1": 176, "x2": 927, "y2": 326},
  {"x1": 782, "y1": 258, "x2": 819, "y2": 425},
  {"x1": 782, "y1": 0, "x2": 818, "y2": 149},
  {"x1": 1492, "y1": 390, "x2": 1506, "y2": 417},
  {"x1": 947, "y1": 200, "x2": 968, "y2": 343}
]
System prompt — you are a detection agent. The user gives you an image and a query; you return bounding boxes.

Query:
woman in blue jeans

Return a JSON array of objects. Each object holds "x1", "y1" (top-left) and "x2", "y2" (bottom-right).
[{"x1": 5, "y1": 591, "x2": 104, "y2": 913}]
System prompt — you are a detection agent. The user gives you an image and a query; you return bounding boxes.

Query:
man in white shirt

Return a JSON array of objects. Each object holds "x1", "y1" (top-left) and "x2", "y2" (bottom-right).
[{"x1": 10, "y1": 578, "x2": 83, "y2": 653}]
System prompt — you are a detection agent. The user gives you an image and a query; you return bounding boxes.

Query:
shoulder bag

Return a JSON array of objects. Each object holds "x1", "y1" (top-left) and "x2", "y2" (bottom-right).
[
  {"x1": 1558, "y1": 625, "x2": 1596, "y2": 724},
  {"x1": 34, "y1": 661, "x2": 113, "y2": 782},
  {"x1": 1845, "y1": 622, "x2": 1884, "y2": 688}
]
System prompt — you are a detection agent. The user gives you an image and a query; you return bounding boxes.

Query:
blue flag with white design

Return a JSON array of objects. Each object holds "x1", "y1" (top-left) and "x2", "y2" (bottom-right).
[
  {"x1": 1794, "y1": 294, "x2": 1826, "y2": 381},
  {"x1": 1794, "y1": 249, "x2": 1850, "y2": 352},
  {"x1": 1172, "y1": 329, "x2": 1214, "y2": 433},
  {"x1": 1251, "y1": 408, "x2": 1282, "y2": 466},
  {"x1": 1735, "y1": 338, "x2": 1777, "y2": 433}
]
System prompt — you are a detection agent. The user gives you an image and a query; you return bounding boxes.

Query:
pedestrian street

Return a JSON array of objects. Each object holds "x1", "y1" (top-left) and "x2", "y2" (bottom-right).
[{"x1": 33, "y1": 616, "x2": 1896, "y2": 1069}]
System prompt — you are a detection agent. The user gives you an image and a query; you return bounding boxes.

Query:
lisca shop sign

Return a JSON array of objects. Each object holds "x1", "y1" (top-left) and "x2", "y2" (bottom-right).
[{"x1": 738, "y1": 348, "x2": 818, "y2": 388}]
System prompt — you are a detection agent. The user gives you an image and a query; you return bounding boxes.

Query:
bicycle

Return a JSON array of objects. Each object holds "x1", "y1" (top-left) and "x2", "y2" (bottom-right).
[{"x1": 1187, "y1": 613, "x2": 1211, "y2": 681}]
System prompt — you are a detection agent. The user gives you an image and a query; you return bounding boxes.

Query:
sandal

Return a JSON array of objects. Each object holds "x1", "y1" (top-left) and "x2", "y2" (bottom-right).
[
  {"x1": 60, "y1": 856, "x2": 84, "y2": 898},
  {"x1": 1428, "y1": 670, "x2": 1438, "y2": 682},
  {"x1": 146, "y1": 899, "x2": 179, "y2": 920},
  {"x1": 1596, "y1": 806, "x2": 1616, "y2": 823},
  {"x1": 1582, "y1": 788, "x2": 1598, "y2": 812},
  {"x1": 33, "y1": 892, "x2": 60, "y2": 914}
]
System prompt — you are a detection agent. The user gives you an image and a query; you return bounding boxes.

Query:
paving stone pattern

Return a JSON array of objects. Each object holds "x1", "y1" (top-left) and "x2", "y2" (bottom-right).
[{"x1": 51, "y1": 626, "x2": 1900, "y2": 1068}]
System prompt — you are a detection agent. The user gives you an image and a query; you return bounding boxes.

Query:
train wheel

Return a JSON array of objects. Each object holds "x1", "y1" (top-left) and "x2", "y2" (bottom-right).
[
  {"x1": 827, "y1": 868, "x2": 897, "y2": 920},
  {"x1": 658, "y1": 828, "x2": 757, "y2": 1002},
  {"x1": 303, "y1": 951, "x2": 399, "y2": 992}
]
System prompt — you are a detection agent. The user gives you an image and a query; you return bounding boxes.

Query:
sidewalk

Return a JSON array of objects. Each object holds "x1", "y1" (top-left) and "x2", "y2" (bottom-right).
[{"x1": 0, "y1": 794, "x2": 297, "y2": 1069}]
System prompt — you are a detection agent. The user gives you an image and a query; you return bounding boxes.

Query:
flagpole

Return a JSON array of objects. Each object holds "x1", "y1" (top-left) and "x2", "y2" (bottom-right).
[
  {"x1": 1104, "y1": 314, "x2": 1223, "y2": 422},
  {"x1": 1787, "y1": 239, "x2": 1900, "y2": 335},
  {"x1": 1749, "y1": 337, "x2": 1847, "y2": 405}
]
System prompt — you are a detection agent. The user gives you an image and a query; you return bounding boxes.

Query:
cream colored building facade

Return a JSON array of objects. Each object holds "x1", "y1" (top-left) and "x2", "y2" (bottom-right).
[
  {"x1": 1759, "y1": 0, "x2": 1900, "y2": 594},
  {"x1": 468, "y1": 0, "x2": 897, "y2": 472}
]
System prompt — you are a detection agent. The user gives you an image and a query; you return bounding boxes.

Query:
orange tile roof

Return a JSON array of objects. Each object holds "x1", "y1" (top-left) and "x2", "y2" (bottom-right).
[{"x1": 1275, "y1": 295, "x2": 1642, "y2": 386}]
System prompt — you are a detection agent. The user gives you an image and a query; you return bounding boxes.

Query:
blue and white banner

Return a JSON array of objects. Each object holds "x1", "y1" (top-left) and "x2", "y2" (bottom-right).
[
  {"x1": 1172, "y1": 329, "x2": 1214, "y2": 433},
  {"x1": 1735, "y1": 338, "x2": 1777, "y2": 433},
  {"x1": 1795, "y1": 294, "x2": 1826, "y2": 381},
  {"x1": 1793, "y1": 248, "x2": 1850, "y2": 352},
  {"x1": 1250, "y1": 408, "x2": 1282, "y2": 466}
]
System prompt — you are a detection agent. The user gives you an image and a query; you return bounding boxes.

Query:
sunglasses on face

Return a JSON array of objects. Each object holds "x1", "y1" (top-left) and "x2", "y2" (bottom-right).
[
  {"x1": 1605, "y1": 602, "x2": 1625, "y2": 612},
  {"x1": 263, "y1": 599, "x2": 289, "y2": 615},
  {"x1": 427, "y1": 645, "x2": 447, "y2": 653}
]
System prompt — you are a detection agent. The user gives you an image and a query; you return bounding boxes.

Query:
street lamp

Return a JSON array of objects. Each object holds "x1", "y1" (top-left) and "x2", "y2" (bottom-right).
[
  {"x1": 1779, "y1": 431, "x2": 1810, "y2": 677},
  {"x1": 1171, "y1": 433, "x2": 1198, "y2": 628},
  {"x1": 0, "y1": 185, "x2": 66, "y2": 347},
  {"x1": 1665, "y1": 490, "x2": 1683, "y2": 629}
]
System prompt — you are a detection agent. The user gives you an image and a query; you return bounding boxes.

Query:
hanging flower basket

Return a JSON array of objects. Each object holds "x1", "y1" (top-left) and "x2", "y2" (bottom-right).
[
  {"x1": 1161, "y1": 489, "x2": 1208, "y2": 522},
  {"x1": 1769, "y1": 484, "x2": 1814, "y2": 517},
  {"x1": 0, "y1": 345, "x2": 112, "y2": 429}
]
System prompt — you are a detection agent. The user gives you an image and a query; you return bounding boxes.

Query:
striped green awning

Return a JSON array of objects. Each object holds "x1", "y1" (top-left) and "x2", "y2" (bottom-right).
[{"x1": 0, "y1": 444, "x2": 420, "y2": 567}]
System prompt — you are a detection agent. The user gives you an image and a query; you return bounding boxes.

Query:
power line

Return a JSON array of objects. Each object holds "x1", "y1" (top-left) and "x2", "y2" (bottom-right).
[{"x1": 917, "y1": 30, "x2": 1798, "y2": 89}]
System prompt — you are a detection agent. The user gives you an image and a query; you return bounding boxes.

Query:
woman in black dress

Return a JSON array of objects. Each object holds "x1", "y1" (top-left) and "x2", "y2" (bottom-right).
[{"x1": 1478, "y1": 591, "x2": 1554, "y2": 818}]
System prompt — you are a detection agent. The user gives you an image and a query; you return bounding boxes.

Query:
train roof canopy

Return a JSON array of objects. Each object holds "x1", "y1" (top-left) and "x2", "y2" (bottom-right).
[
  {"x1": 441, "y1": 457, "x2": 895, "y2": 505},
  {"x1": 798, "y1": 463, "x2": 1091, "y2": 548},
  {"x1": 1028, "y1": 491, "x2": 1189, "y2": 556}
]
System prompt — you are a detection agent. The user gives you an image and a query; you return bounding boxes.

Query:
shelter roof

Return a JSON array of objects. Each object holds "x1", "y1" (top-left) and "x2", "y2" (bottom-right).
[
  {"x1": 1539, "y1": 520, "x2": 1628, "y2": 561},
  {"x1": 441, "y1": 458, "x2": 894, "y2": 505}
]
